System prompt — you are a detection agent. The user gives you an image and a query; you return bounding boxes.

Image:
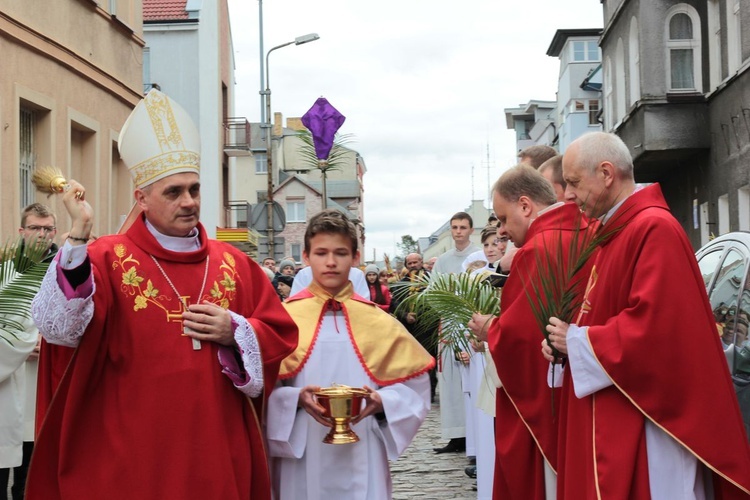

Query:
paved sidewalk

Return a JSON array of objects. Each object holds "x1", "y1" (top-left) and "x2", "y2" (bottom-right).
[{"x1": 392, "y1": 402, "x2": 477, "y2": 499}]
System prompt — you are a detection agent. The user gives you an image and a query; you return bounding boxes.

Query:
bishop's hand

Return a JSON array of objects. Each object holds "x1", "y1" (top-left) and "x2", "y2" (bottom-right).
[
  {"x1": 62, "y1": 179, "x2": 93, "y2": 244},
  {"x1": 182, "y1": 301, "x2": 234, "y2": 346}
]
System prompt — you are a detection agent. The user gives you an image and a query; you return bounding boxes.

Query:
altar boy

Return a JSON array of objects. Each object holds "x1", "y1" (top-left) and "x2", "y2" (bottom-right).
[{"x1": 266, "y1": 209, "x2": 434, "y2": 500}]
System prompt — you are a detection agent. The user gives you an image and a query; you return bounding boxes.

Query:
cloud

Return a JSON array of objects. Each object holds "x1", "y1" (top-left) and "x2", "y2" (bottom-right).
[{"x1": 228, "y1": 0, "x2": 602, "y2": 258}]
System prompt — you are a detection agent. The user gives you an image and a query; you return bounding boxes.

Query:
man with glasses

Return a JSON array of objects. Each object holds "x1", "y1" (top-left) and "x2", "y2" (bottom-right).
[
  {"x1": 19, "y1": 203, "x2": 58, "y2": 249},
  {"x1": 1, "y1": 203, "x2": 58, "y2": 499}
]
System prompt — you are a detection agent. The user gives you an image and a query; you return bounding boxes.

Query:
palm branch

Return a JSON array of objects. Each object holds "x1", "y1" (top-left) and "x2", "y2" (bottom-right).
[
  {"x1": 0, "y1": 237, "x2": 53, "y2": 345},
  {"x1": 391, "y1": 271, "x2": 501, "y2": 353},
  {"x1": 524, "y1": 204, "x2": 630, "y2": 359},
  {"x1": 295, "y1": 129, "x2": 356, "y2": 174}
]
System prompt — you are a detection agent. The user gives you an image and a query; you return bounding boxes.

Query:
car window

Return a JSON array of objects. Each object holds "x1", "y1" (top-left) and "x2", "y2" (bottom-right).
[
  {"x1": 708, "y1": 249, "x2": 745, "y2": 349},
  {"x1": 733, "y1": 270, "x2": 750, "y2": 442},
  {"x1": 702, "y1": 244, "x2": 750, "y2": 442},
  {"x1": 698, "y1": 249, "x2": 724, "y2": 289}
]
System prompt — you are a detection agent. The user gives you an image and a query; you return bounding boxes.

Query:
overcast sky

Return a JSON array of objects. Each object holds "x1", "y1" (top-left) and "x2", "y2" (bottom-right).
[{"x1": 226, "y1": 1, "x2": 603, "y2": 261}]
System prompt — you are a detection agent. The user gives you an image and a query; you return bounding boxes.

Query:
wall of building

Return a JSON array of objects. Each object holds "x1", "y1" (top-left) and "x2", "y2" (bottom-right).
[
  {"x1": 144, "y1": 0, "x2": 235, "y2": 236},
  {"x1": 600, "y1": 0, "x2": 750, "y2": 251},
  {"x1": 701, "y1": 69, "x2": 750, "y2": 241},
  {"x1": 144, "y1": 28, "x2": 200, "y2": 115},
  {"x1": 0, "y1": 1, "x2": 143, "y2": 237}
]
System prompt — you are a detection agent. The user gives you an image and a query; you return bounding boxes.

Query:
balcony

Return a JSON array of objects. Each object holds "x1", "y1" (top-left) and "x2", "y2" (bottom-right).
[
  {"x1": 224, "y1": 118, "x2": 252, "y2": 157},
  {"x1": 616, "y1": 97, "x2": 709, "y2": 181},
  {"x1": 217, "y1": 201, "x2": 260, "y2": 257}
]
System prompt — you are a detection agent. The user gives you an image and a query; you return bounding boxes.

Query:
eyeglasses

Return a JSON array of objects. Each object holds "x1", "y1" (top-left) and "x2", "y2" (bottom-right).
[
  {"x1": 25, "y1": 225, "x2": 56, "y2": 233},
  {"x1": 493, "y1": 237, "x2": 509, "y2": 245}
]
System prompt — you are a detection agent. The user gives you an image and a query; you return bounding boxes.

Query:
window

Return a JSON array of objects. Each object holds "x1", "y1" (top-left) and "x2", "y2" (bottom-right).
[
  {"x1": 19, "y1": 108, "x2": 36, "y2": 209},
  {"x1": 570, "y1": 100, "x2": 585, "y2": 113},
  {"x1": 665, "y1": 5, "x2": 702, "y2": 92},
  {"x1": 727, "y1": 0, "x2": 742, "y2": 75},
  {"x1": 142, "y1": 48, "x2": 151, "y2": 94},
  {"x1": 616, "y1": 38, "x2": 626, "y2": 120},
  {"x1": 568, "y1": 99, "x2": 599, "y2": 124},
  {"x1": 287, "y1": 200, "x2": 305, "y2": 222},
  {"x1": 588, "y1": 100, "x2": 600, "y2": 125},
  {"x1": 587, "y1": 41, "x2": 599, "y2": 61},
  {"x1": 572, "y1": 40, "x2": 600, "y2": 62},
  {"x1": 573, "y1": 41, "x2": 586, "y2": 61},
  {"x1": 708, "y1": 0, "x2": 723, "y2": 89},
  {"x1": 698, "y1": 250, "x2": 723, "y2": 289},
  {"x1": 604, "y1": 57, "x2": 613, "y2": 131},
  {"x1": 109, "y1": 0, "x2": 136, "y2": 30},
  {"x1": 255, "y1": 153, "x2": 267, "y2": 174},
  {"x1": 671, "y1": 48, "x2": 694, "y2": 88},
  {"x1": 706, "y1": 249, "x2": 747, "y2": 362},
  {"x1": 629, "y1": 17, "x2": 641, "y2": 105},
  {"x1": 291, "y1": 244, "x2": 301, "y2": 262}
]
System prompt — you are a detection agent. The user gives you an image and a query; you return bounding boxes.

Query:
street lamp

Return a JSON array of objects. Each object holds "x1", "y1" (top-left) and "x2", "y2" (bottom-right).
[{"x1": 260, "y1": 32, "x2": 320, "y2": 259}]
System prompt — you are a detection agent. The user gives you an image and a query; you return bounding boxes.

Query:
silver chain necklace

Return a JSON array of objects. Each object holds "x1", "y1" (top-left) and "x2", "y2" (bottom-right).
[{"x1": 150, "y1": 255, "x2": 210, "y2": 350}]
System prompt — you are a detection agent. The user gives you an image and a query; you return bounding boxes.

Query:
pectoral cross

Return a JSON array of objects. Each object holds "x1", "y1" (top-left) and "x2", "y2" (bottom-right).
[{"x1": 166, "y1": 297, "x2": 201, "y2": 350}]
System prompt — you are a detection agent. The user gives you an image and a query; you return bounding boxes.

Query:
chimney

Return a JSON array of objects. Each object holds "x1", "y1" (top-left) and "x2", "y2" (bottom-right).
[{"x1": 273, "y1": 112, "x2": 283, "y2": 136}]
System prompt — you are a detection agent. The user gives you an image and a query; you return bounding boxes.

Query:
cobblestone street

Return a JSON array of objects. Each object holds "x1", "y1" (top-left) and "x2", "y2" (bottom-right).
[
  {"x1": 392, "y1": 401, "x2": 476, "y2": 499},
  {"x1": 5, "y1": 398, "x2": 477, "y2": 499}
]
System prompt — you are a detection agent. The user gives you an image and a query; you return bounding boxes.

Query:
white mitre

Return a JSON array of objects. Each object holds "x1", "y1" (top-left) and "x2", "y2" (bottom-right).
[{"x1": 118, "y1": 88, "x2": 200, "y2": 189}]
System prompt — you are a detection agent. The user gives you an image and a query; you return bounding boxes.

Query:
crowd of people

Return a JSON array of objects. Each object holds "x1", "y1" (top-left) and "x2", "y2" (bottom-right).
[{"x1": 2, "y1": 88, "x2": 750, "y2": 500}]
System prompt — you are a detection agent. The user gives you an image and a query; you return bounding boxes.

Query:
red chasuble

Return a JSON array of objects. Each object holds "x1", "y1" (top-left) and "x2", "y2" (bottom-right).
[
  {"x1": 558, "y1": 184, "x2": 750, "y2": 498},
  {"x1": 27, "y1": 216, "x2": 298, "y2": 500},
  {"x1": 487, "y1": 202, "x2": 591, "y2": 500},
  {"x1": 34, "y1": 340, "x2": 74, "y2": 437}
]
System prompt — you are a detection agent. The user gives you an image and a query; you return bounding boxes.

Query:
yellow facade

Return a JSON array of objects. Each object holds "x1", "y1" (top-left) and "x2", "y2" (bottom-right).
[{"x1": 0, "y1": 1, "x2": 143, "y2": 238}]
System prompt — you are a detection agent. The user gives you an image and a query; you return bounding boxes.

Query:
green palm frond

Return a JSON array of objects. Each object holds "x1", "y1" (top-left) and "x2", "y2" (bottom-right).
[
  {"x1": 296, "y1": 130, "x2": 356, "y2": 174},
  {"x1": 392, "y1": 272, "x2": 501, "y2": 353},
  {"x1": 523, "y1": 206, "x2": 630, "y2": 357},
  {"x1": 0, "y1": 237, "x2": 52, "y2": 345}
]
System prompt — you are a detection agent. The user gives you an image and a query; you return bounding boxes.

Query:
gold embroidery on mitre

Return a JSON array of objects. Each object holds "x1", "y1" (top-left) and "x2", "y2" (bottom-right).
[
  {"x1": 129, "y1": 151, "x2": 200, "y2": 187},
  {"x1": 127, "y1": 90, "x2": 200, "y2": 187},
  {"x1": 144, "y1": 90, "x2": 185, "y2": 152},
  {"x1": 576, "y1": 265, "x2": 598, "y2": 324}
]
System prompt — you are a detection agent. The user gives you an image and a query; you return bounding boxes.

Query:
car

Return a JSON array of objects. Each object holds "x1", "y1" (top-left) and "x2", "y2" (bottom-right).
[{"x1": 695, "y1": 232, "x2": 750, "y2": 440}]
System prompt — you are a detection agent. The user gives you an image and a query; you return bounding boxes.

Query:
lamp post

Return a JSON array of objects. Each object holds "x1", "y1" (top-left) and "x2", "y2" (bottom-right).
[{"x1": 260, "y1": 33, "x2": 320, "y2": 259}]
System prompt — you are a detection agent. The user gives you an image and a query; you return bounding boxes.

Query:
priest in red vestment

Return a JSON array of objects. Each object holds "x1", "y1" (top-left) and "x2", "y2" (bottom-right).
[
  {"x1": 545, "y1": 131, "x2": 750, "y2": 498},
  {"x1": 470, "y1": 165, "x2": 591, "y2": 499},
  {"x1": 26, "y1": 89, "x2": 298, "y2": 500}
]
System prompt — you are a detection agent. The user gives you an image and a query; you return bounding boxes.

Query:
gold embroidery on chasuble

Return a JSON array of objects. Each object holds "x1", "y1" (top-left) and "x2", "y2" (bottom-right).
[
  {"x1": 111, "y1": 244, "x2": 239, "y2": 326},
  {"x1": 576, "y1": 265, "x2": 598, "y2": 324},
  {"x1": 209, "y1": 252, "x2": 238, "y2": 310}
]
